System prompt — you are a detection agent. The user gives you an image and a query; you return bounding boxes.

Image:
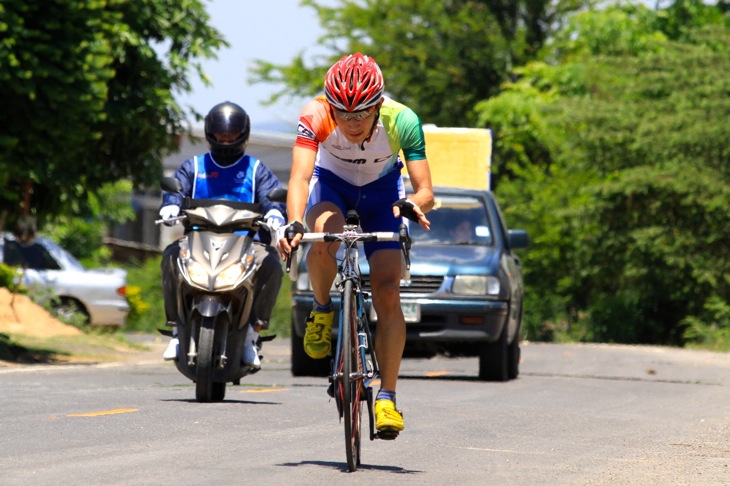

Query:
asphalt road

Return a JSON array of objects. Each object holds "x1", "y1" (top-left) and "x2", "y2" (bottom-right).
[{"x1": 0, "y1": 338, "x2": 728, "y2": 485}]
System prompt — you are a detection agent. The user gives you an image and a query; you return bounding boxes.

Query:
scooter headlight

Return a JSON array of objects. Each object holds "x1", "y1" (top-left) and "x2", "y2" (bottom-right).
[
  {"x1": 214, "y1": 252, "x2": 255, "y2": 289},
  {"x1": 187, "y1": 261, "x2": 209, "y2": 287},
  {"x1": 216, "y1": 263, "x2": 245, "y2": 289}
]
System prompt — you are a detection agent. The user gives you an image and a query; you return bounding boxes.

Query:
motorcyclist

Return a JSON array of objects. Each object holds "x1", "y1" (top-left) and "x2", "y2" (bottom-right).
[{"x1": 158, "y1": 101, "x2": 286, "y2": 369}]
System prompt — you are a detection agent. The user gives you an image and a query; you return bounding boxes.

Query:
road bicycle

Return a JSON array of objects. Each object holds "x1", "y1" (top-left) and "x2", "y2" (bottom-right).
[{"x1": 286, "y1": 210, "x2": 411, "y2": 472}]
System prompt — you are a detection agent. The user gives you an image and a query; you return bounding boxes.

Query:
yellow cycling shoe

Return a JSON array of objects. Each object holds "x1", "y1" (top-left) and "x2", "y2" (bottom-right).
[
  {"x1": 375, "y1": 399, "x2": 404, "y2": 438},
  {"x1": 303, "y1": 309, "x2": 333, "y2": 359}
]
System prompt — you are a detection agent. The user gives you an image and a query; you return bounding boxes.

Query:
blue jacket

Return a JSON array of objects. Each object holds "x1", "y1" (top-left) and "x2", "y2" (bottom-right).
[{"x1": 161, "y1": 153, "x2": 285, "y2": 244}]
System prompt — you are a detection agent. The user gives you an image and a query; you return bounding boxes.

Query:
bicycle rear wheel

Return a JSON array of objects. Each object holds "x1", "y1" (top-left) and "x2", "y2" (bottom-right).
[{"x1": 341, "y1": 279, "x2": 363, "y2": 471}]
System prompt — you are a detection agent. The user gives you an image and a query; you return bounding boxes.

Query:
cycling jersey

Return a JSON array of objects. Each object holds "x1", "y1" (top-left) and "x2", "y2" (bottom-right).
[{"x1": 294, "y1": 95, "x2": 427, "y2": 187}]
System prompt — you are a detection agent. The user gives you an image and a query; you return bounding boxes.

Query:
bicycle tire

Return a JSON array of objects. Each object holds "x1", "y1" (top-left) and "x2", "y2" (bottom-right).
[{"x1": 342, "y1": 279, "x2": 362, "y2": 471}]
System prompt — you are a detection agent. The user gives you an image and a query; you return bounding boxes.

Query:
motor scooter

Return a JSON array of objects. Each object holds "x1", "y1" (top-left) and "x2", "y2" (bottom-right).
[{"x1": 157, "y1": 177, "x2": 286, "y2": 402}]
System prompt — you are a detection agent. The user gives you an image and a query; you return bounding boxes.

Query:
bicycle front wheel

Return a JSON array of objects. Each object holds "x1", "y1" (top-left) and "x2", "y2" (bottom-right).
[{"x1": 341, "y1": 279, "x2": 363, "y2": 471}]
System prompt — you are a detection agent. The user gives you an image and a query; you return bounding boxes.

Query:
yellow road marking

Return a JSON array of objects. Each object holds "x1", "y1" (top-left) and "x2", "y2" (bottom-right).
[
  {"x1": 242, "y1": 387, "x2": 288, "y2": 393},
  {"x1": 68, "y1": 408, "x2": 139, "y2": 417},
  {"x1": 426, "y1": 371, "x2": 450, "y2": 377}
]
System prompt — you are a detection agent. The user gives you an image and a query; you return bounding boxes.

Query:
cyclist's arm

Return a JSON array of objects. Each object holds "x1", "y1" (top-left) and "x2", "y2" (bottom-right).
[
  {"x1": 288, "y1": 99, "x2": 328, "y2": 226},
  {"x1": 288, "y1": 146, "x2": 316, "y2": 225},
  {"x1": 278, "y1": 145, "x2": 316, "y2": 256},
  {"x1": 405, "y1": 158, "x2": 434, "y2": 213},
  {"x1": 390, "y1": 102, "x2": 434, "y2": 228},
  {"x1": 399, "y1": 158, "x2": 434, "y2": 230}
]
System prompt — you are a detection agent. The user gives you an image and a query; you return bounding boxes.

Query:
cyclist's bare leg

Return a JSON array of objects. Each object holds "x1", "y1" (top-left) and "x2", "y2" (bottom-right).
[
  {"x1": 368, "y1": 249, "x2": 406, "y2": 392},
  {"x1": 305, "y1": 202, "x2": 344, "y2": 306}
]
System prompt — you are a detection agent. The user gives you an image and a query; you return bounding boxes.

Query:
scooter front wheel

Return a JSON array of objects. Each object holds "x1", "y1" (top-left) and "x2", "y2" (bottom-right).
[{"x1": 195, "y1": 315, "x2": 216, "y2": 402}]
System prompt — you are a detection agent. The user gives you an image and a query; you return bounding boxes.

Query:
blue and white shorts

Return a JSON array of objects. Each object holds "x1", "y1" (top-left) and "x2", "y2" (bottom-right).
[{"x1": 307, "y1": 167, "x2": 406, "y2": 259}]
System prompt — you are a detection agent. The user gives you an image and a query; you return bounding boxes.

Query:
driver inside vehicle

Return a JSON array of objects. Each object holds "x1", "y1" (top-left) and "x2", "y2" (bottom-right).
[{"x1": 450, "y1": 219, "x2": 473, "y2": 244}]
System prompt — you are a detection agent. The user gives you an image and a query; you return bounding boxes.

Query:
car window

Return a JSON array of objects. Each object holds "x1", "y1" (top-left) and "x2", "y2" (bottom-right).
[
  {"x1": 36, "y1": 238, "x2": 86, "y2": 271},
  {"x1": 409, "y1": 194, "x2": 493, "y2": 246},
  {"x1": 3, "y1": 238, "x2": 62, "y2": 270}
]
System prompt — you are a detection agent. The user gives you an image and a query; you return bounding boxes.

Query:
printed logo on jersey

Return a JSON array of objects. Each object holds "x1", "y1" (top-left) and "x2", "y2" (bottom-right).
[
  {"x1": 197, "y1": 172, "x2": 220, "y2": 179},
  {"x1": 331, "y1": 153, "x2": 393, "y2": 165},
  {"x1": 297, "y1": 122, "x2": 316, "y2": 141},
  {"x1": 235, "y1": 171, "x2": 246, "y2": 180}
]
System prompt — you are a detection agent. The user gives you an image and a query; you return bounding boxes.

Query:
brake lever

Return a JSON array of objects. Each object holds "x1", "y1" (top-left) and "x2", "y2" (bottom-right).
[
  {"x1": 154, "y1": 215, "x2": 185, "y2": 226},
  {"x1": 399, "y1": 223, "x2": 412, "y2": 270},
  {"x1": 285, "y1": 246, "x2": 296, "y2": 273}
]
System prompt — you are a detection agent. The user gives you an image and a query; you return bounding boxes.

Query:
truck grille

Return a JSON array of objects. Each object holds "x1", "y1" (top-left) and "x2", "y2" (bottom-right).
[{"x1": 363, "y1": 276, "x2": 444, "y2": 294}]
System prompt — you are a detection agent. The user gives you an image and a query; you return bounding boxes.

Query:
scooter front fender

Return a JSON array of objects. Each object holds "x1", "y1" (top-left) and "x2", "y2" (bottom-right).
[{"x1": 194, "y1": 294, "x2": 228, "y2": 318}]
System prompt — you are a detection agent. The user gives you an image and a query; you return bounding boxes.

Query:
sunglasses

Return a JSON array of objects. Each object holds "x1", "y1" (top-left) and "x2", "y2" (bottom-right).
[{"x1": 333, "y1": 108, "x2": 375, "y2": 122}]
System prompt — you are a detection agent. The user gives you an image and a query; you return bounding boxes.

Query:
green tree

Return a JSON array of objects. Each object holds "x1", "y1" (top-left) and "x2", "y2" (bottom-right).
[
  {"x1": 250, "y1": 0, "x2": 589, "y2": 127},
  {"x1": 478, "y1": 2, "x2": 730, "y2": 346},
  {"x1": 0, "y1": 0, "x2": 226, "y2": 229},
  {"x1": 43, "y1": 180, "x2": 136, "y2": 266}
]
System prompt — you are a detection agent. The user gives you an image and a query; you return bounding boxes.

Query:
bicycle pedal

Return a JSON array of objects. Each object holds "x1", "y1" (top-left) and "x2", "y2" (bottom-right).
[{"x1": 376, "y1": 430, "x2": 399, "y2": 441}]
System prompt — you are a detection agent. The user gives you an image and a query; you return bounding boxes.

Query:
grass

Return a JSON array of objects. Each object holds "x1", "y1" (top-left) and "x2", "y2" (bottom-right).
[{"x1": 0, "y1": 330, "x2": 146, "y2": 364}]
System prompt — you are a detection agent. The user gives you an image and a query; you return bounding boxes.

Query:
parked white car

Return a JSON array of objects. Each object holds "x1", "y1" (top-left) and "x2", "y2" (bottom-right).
[{"x1": 1, "y1": 233, "x2": 129, "y2": 328}]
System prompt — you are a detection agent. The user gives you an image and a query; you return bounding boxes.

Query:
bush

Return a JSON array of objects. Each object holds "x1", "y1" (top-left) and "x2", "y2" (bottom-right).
[
  {"x1": 682, "y1": 295, "x2": 730, "y2": 352},
  {"x1": 268, "y1": 281, "x2": 291, "y2": 338},
  {"x1": 0, "y1": 263, "x2": 21, "y2": 291},
  {"x1": 123, "y1": 256, "x2": 165, "y2": 333}
]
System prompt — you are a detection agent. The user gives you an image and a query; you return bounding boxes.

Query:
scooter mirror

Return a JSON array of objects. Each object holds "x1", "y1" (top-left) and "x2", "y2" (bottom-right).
[
  {"x1": 161, "y1": 177, "x2": 183, "y2": 194},
  {"x1": 268, "y1": 187, "x2": 288, "y2": 203}
]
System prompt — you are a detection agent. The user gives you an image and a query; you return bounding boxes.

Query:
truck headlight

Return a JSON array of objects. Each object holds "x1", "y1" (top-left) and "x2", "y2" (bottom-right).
[{"x1": 452, "y1": 275, "x2": 500, "y2": 296}]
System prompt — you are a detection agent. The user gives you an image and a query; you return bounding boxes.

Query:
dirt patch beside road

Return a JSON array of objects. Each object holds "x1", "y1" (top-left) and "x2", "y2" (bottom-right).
[
  {"x1": 0, "y1": 288, "x2": 164, "y2": 365},
  {"x1": 0, "y1": 288, "x2": 81, "y2": 338}
]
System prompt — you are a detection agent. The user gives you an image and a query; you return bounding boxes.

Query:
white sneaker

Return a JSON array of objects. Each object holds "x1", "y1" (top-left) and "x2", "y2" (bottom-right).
[
  {"x1": 242, "y1": 326, "x2": 260, "y2": 369},
  {"x1": 163, "y1": 337, "x2": 179, "y2": 361}
]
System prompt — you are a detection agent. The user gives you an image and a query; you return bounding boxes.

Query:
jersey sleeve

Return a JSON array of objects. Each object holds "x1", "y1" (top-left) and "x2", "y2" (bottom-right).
[
  {"x1": 160, "y1": 157, "x2": 196, "y2": 209},
  {"x1": 294, "y1": 96, "x2": 337, "y2": 152},
  {"x1": 395, "y1": 107, "x2": 427, "y2": 162}
]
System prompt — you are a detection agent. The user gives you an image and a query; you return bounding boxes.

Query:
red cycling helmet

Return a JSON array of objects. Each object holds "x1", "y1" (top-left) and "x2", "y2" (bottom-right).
[{"x1": 324, "y1": 53, "x2": 384, "y2": 112}]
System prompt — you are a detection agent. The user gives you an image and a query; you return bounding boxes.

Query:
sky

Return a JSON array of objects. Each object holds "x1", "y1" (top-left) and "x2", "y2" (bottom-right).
[{"x1": 176, "y1": 0, "x2": 336, "y2": 132}]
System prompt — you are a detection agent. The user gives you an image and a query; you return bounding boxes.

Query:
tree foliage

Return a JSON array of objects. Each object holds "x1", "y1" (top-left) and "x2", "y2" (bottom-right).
[
  {"x1": 250, "y1": 0, "x2": 590, "y2": 127},
  {"x1": 478, "y1": 2, "x2": 730, "y2": 346},
  {"x1": 248, "y1": 0, "x2": 730, "y2": 348},
  {"x1": 0, "y1": 0, "x2": 226, "y2": 230}
]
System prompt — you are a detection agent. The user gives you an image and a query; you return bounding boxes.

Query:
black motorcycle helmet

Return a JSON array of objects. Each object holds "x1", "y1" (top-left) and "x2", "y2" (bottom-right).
[{"x1": 204, "y1": 101, "x2": 251, "y2": 165}]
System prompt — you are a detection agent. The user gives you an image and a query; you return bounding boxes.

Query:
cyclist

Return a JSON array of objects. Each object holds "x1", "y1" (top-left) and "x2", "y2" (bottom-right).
[
  {"x1": 159, "y1": 101, "x2": 286, "y2": 369},
  {"x1": 276, "y1": 53, "x2": 434, "y2": 437}
]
